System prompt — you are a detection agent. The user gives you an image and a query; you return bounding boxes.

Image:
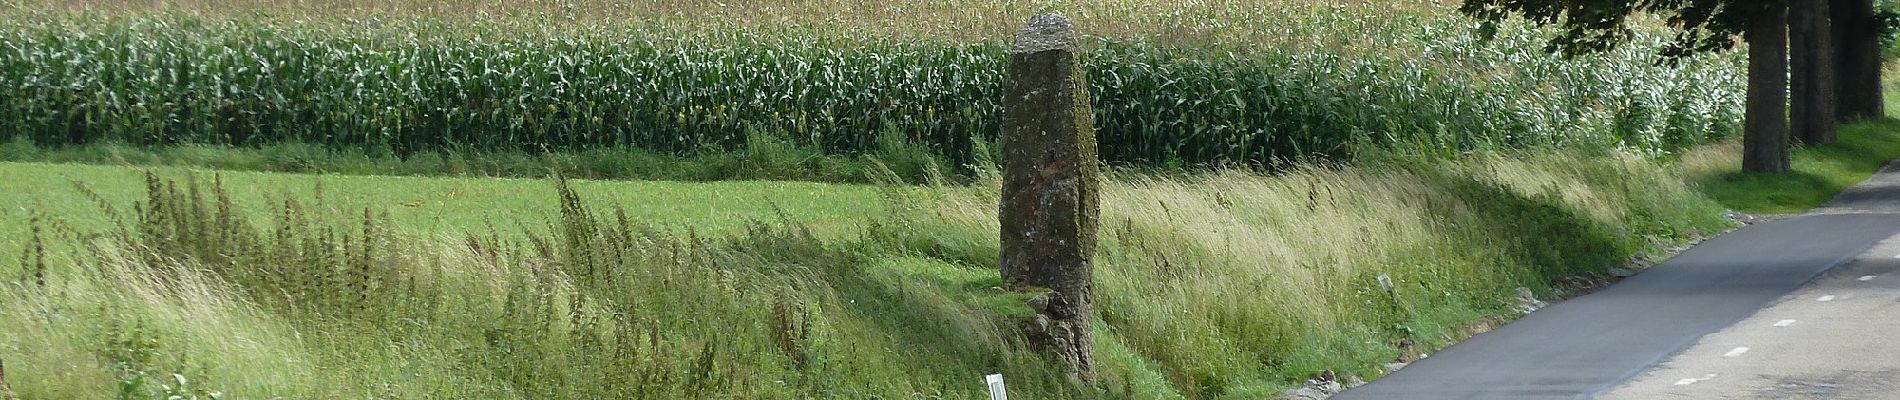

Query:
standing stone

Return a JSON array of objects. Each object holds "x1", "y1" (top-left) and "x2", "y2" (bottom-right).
[{"x1": 998, "y1": 13, "x2": 1099, "y2": 383}]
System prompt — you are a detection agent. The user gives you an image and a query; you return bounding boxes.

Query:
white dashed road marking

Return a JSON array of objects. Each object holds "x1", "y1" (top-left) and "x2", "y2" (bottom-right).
[
  {"x1": 1674, "y1": 374, "x2": 1720, "y2": 385},
  {"x1": 1818, "y1": 295, "x2": 1838, "y2": 302},
  {"x1": 1723, "y1": 347, "x2": 1750, "y2": 357},
  {"x1": 1774, "y1": 319, "x2": 1796, "y2": 327}
]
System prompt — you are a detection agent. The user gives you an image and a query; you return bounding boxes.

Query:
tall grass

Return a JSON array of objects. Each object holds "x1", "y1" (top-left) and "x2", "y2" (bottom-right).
[
  {"x1": 0, "y1": 2, "x2": 1744, "y2": 171},
  {"x1": 4, "y1": 173, "x2": 1089, "y2": 398},
  {"x1": 871, "y1": 150, "x2": 1733, "y2": 395},
  {"x1": 2, "y1": 147, "x2": 1733, "y2": 398}
]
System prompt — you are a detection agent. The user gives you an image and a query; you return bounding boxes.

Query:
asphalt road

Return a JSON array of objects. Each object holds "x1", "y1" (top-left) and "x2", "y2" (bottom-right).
[
  {"x1": 1334, "y1": 162, "x2": 1900, "y2": 400},
  {"x1": 1598, "y1": 234, "x2": 1900, "y2": 399}
]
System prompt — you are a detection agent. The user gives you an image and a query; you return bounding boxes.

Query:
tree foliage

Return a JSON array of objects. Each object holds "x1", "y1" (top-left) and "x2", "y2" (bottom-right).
[{"x1": 1461, "y1": 0, "x2": 1783, "y2": 60}]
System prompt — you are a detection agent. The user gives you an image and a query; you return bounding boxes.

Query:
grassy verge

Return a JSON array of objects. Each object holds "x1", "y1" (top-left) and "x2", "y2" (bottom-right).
[
  {"x1": 2, "y1": 146, "x2": 1738, "y2": 398},
  {"x1": 1677, "y1": 119, "x2": 1900, "y2": 213},
  {"x1": 1676, "y1": 83, "x2": 1900, "y2": 213}
]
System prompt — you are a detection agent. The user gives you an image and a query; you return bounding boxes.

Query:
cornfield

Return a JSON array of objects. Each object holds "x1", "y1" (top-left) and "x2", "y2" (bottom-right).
[{"x1": 0, "y1": 10, "x2": 1746, "y2": 169}]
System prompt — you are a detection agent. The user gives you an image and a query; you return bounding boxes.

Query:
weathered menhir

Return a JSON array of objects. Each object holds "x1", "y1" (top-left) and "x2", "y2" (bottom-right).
[{"x1": 998, "y1": 13, "x2": 1101, "y2": 383}]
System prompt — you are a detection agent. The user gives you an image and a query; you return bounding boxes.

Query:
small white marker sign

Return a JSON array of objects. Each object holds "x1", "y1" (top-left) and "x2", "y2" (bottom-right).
[{"x1": 986, "y1": 374, "x2": 1007, "y2": 400}]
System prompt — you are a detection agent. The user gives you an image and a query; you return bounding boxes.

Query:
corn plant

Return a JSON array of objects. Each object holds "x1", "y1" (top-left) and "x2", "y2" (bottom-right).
[{"x1": 0, "y1": 12, "x2": 1744, "y2": 171}]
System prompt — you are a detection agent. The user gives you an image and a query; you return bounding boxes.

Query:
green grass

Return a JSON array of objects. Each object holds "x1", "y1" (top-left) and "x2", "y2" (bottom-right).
[
  {"x1": 1680, "y1": 119, "x2": 1900, "y2": 213},
  {"x1": 9, "y1": 113, "x2": 1896, "y2": 399},
  {"x1": 2, "y1": 146, "x2": 1741, "y2": 398},
  {"x1": 0, "y1": 161, "x2": 886, "y2": 260},
  {"x1": 1676, "y1": 83, "x2": 1900, "y2": 213},
  {"x1": 0, "y1": 127, "x2": 956, "y2": 185}
]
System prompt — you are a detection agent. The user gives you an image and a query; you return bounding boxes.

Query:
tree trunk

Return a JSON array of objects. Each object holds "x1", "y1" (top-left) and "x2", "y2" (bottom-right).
[
  {"x1": 1833, "y1": 0, "x2": 1885, "y2": 121},
  {"x1": 1793, "y1": 0, "x2": 1839, "y2": 145},
  {"x1": 1745, "y1": 6, "x2": 1793, "y2": 173}
]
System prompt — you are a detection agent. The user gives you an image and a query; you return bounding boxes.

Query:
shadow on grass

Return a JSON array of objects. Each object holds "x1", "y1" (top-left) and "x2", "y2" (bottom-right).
[
  {"x1": 1408, "y1": 163, "x2": 1632, "y2": 283},
  {"x1": 815, "y1": 262, "x2": 1092, "y2": 397},
  {"x1": 1690, "y1": 117, "x2": 1900, "y2": 213},
  {"x1": 1696, "y1": 170, "x2": 1838, "y2": 213},
  {"x1": 711, "y1": 226, "x2": 1100, "y2": 398}
]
